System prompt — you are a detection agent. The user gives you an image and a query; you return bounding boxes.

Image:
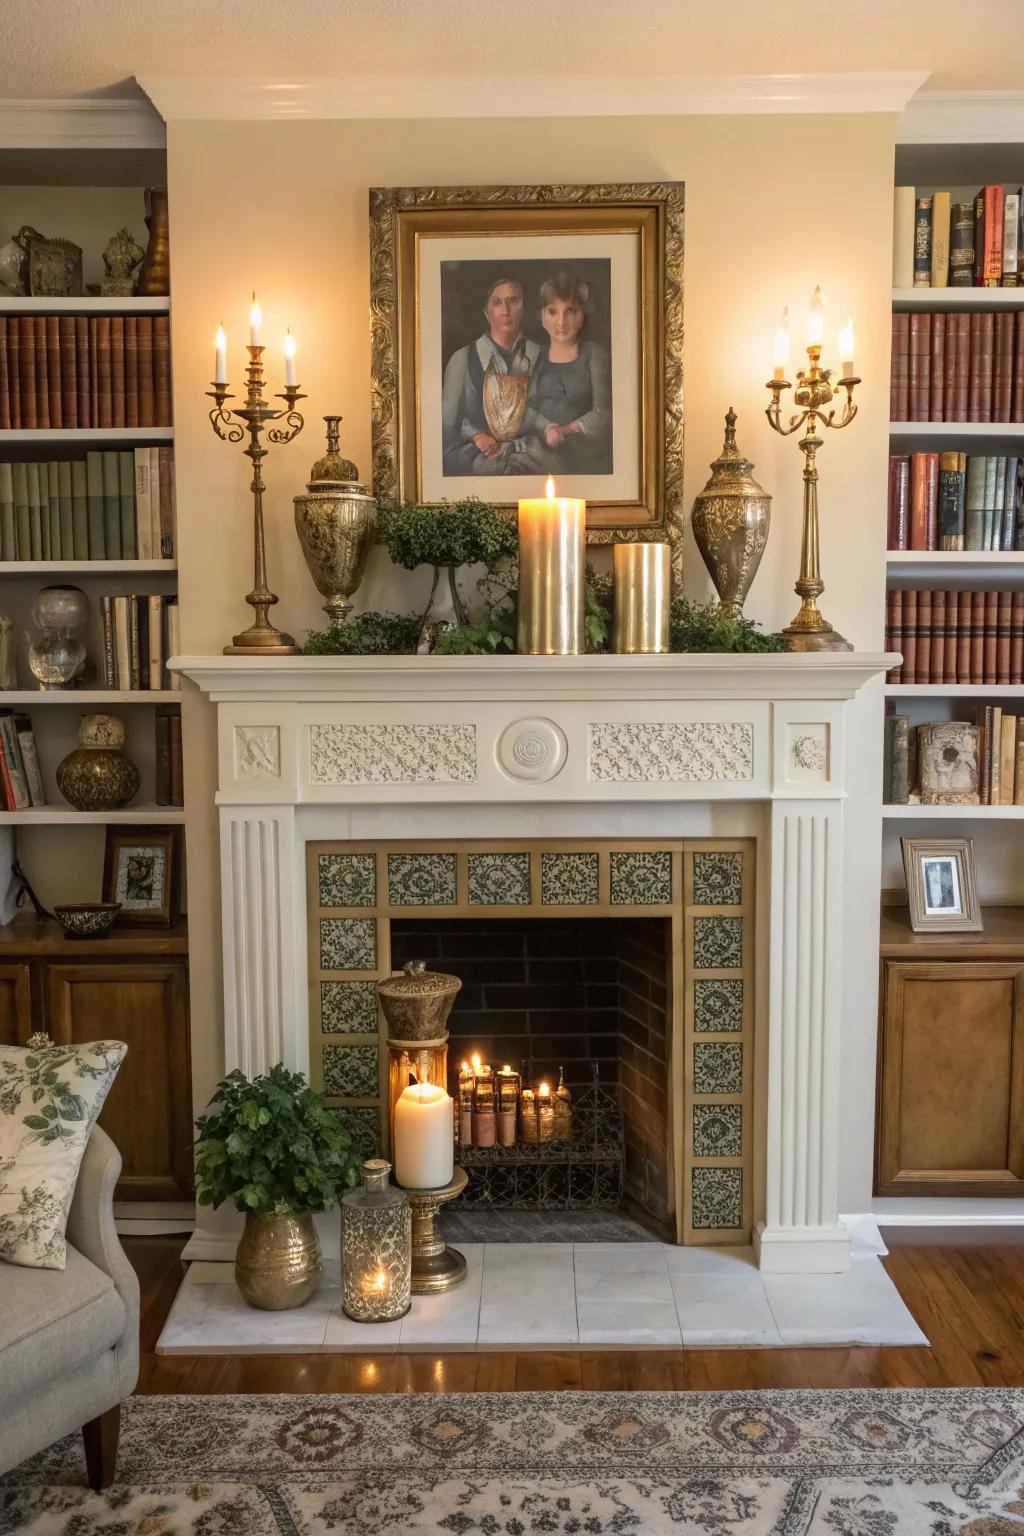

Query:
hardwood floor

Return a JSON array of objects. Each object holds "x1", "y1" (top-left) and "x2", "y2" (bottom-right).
[{"x1": 129, "y1": 1236, "x2": 1024, "y2": 1396}]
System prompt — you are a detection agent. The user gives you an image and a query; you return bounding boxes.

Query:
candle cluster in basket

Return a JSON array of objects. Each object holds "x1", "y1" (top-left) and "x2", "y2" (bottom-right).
[{"x1": 458, "y1": 1057, "x2": 573, "y2": 1149}]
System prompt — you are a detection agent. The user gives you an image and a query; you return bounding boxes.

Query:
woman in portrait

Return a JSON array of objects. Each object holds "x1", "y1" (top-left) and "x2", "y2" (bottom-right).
[{"x1": 523, "y1": 272, "x2": 612, "y2": 474}]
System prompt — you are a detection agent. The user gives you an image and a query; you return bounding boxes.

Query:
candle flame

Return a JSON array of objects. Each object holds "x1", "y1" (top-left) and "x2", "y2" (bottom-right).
[
  {"x1": 538, "y1": 1081, "x2": 550, "y2": 1097},
  {"x1": 369, "y1": 1268, "x2": 388, "y2": 1293},
  {"x1": 461, "y1": 1061, "x2": 471, "y2": 1073},
  {"x1": 471, "y1": 1053, "x2": 482, "y2": 1072},
  {"x1": 500, "y1": 1064, "x2": 512, "y2": 1074},
  {"x1": 215, "y1": 324, "x2": 226, "y2": 351},
  {"x1": 249, "y1": 294, "x2": 263, "y2": 330},
  {"x1": 807, "y1": 285, "x2": 823, "y2": 346},
  {"x1": 545, "y1": 475, "x2": 556, "y2": 499},
  {"x1": 284, "y1": 328, "x2": 296, "y2": 359}
]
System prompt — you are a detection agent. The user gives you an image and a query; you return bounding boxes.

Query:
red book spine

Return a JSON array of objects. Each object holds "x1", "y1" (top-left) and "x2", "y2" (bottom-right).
[
  {"x1": 1012, "y1": 591, "x2": 1024, "y2": 685},
  {"x1": 137, "y1": 318, "x2": 154, "y2": 428},
  {"x1": 917, "y1": 589, "x2": 933, "y2": 682},
  {"x1": 909, "y1": 313, "x2": 931, "y2": 420},
  {"x1": 45, "y1": 314, "x2": 61, "y2": 428},
  {"x1": 930, "y1": 589, "x2": 946, "y2": 682},
  {"x1": 984, "y1": 590, "x2": 999, "y2": 682},
  {"x1": 998, "y1": 590, "x2": 1012, "y2": 681},
  {"x1": 0, "y1": 319, "x2": 9, "y2": 432},
  {"x1": 89, "y1": 316, "x2": 99, "y2": 428},
  {"x1": 971, "y1": 591, "x2": 986, "y2": 683},
  {"x1": 109, "y1": 315, "x2": 125, "y2": 429},
  {"x1": 976, "y1": 312, "x2": 994, "y2": 421},
  {"x1": 888, "y1": 455, "x2": 910, "y2": 549},
  {"x1": 910, "y1": 454, "x2": 932, "y2": 550},
  {"x1": 979, "y1": 706, "x2": 991, "y2": 804},
  {"x1": 0, "y1": 731, "x2": 15, "y2": 812},
  {"x1": 75, "y1": 316, "x2": 90, "y2": 428},
  {"x1": 985, "y1": 185, "x2": 1005, "y2": 284},
  {"x1": 95, "y1": 316, "x2": 112, "y2": 429},
  {"x1": 1014, "y1": 312, "x2": 1024, "y2": 424},
  {"x1": 929, "y1": 312, "x2": 945, "y2": 421},
  {"x1": 33, "y1": 315, "x2": 49, "y2": 430},
  {"x1": 954, "y1": 312, "x2": 971, "y2": 421},
  {"x1": 886, "y1": 589, "x2": 903, "y2": 682},
  {"x1": 153, "y1": 316, "x2": 171, "y2": 427},
  {"x1": 7, "y1": 317, "x2": 19, "y2": 429},
  {"x1": 124, "y1": 316, "x2": 138, "y2": 428},
  {"x1": 943, "y1": 312, "x2": 959, "y2": 421},
  {"x1": 995, "y1": 311, "x2": 1015, "y2": 421},
  {"x1": 18, "y1": 316, "x2": 36, "y2": 429},
  {"x1": 943, "y1": 588, "x2": 957, "y2": 684},
  {"x1": 58, "y1": 315, "x2": 76, "y2": 428},
  {"x1": 957, "y1": 590, "x2": 972, "y2": 682},
  {"x1": 892, "y1": 312, "x2": 909, "y2": 421},
  {"x1": 902, "y1": 590, "x2": 918, "y2": 683}
]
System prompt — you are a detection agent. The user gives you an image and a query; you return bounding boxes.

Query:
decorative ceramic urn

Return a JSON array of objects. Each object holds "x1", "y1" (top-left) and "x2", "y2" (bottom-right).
[
  {"x1": 235, "y1": 1210, "x2": 322, "y2": 1310},
  {"x1": 691, "y1": 408, "x2": 772, "y2": 618},
  {"x1": 377, "y1": 961, "x2": 462, "y2": 1042},
  {"x1": 294, "y1": 416, "x2": 378, "y2": 625},
  {"x1": 56, "y1": 713, "x2": 140, "y2": 812}
]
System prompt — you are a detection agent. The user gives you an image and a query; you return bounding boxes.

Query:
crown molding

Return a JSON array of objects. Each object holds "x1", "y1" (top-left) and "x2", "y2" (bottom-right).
[
  {"x1": 0, "y1": 97, "x2": 165, "y2": 149},
  {"x1": 139, "y1": 70, "x2": 929, "y2": 123},
  {"x1": 899, "y1": 90, "x2": 1024, "y2": 145}
]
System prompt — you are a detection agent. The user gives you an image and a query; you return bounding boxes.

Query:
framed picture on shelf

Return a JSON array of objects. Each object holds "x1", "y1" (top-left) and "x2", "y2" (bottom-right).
[
  {"x1": 103, "y1": 826, "x2": 181, "y2": 927},
  {"x1": 368, "y1": 180, "x2": 685, "y2": 564},
  {"x1": 901, "y1": 836, "x2": 982, "y2": 933}
]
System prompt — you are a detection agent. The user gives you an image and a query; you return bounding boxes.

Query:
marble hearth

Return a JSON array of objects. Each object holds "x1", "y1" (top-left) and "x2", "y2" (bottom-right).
[{"x1": 175, "y1": 651, "x2": 895, "y2": 1287}]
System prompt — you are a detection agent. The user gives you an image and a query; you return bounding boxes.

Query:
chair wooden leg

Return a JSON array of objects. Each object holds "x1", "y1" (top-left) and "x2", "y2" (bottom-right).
[{"x1": 82, "y1": 1404, "x2": 120, "y2": 1491}]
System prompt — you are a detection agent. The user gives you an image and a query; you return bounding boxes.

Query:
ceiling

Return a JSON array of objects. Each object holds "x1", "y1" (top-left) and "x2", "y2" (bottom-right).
[{"x1": 0, "y1": 0, "x2": 1021, "y2": 101}]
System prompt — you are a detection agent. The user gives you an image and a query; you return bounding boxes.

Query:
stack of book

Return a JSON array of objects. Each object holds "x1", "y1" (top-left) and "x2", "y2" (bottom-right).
[
  {"x1": 890, "y1": 310, "x2": 1024, "y2": 421},
  {"x1": 884, "y1": 707, "x2": 1024, "y2": 805},
  {"x1": 0, "y1": 314, "x2": 171, "y2": 429},
  {"x1": 99, "y1": 594, "x2": 180, "y2": 691},
  {"x1": 0, "y1": 448, "x2": 174, "y2": 561},
  {"x1": 894, "y1": 185, "x2": 1023, "y2": 288},
  {"x1": 0, "y1": 710, "x2": 44, "y2": 810},
  {"x1": 886, "y1": 589, "x2": 1024, "y2": 683},
  {"x1": 888, "y1": 452, "x2": 1022, "y2": 550},
  {"x1": 155, "y1": 703, "x2": 183, "y2": 806}
]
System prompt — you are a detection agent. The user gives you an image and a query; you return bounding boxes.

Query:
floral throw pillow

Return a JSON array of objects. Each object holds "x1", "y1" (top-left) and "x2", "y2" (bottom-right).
[{"x1": 0, "y1": 1039, "x2": 126, "y2": 1270}]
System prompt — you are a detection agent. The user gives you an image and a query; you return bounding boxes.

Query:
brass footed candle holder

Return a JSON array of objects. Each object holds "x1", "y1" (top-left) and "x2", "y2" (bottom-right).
[
  {"x1": 765, "y1": 342, "x2": 859, "y2": 652},
  {"x1": 207, "y1": 345, "x2": 306, "y2": 654}
]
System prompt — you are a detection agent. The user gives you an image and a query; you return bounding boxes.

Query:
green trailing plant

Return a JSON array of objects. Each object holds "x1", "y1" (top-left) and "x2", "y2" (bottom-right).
[
  {"x1": 434, "y1": 594, "x2": 517, "y2": 654},
  {"x1": 585, "y1": 569, "x2": 613, "y2": 653},
  {"x1": 378, "y1": 498, "x2": 518, "y2": 572},
  {"x1": 669, "y1": 597, "x2": 786, "y2": 653},
  {"x1": 194, "y1": 1065, "x2": 361, "y2": 1216},
  {"x1": 301, "y1": 612, "x2": 421, "y2": 655}
]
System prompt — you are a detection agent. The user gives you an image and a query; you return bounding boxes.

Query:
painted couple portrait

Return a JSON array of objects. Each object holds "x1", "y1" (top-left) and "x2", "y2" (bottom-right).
[{"x1": 440, "y1": 263, "x2": 612, "y2": 479}]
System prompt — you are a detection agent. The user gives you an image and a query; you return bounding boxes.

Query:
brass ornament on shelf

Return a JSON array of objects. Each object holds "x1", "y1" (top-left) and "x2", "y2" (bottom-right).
[
  {"x1": 691, "y1": 409, "x2": 771, "y2": 618},
  {"x1": 136, "y1": 187, "x2": 170, "y2": 297},
  {"x1": 235, "y1": 1209, "x2": 322, "y2": 1310},
  {"x1": 56, "y1": 713, "x2": 140, "y2": 812},
  {"x1": 294, "y1": 416, "x2": 378, "y2": 626}
]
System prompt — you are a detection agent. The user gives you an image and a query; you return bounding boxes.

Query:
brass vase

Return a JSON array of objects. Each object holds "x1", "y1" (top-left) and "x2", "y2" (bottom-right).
[
  {"x1": 294, "y1": 417, "x2": 377, "y2": 625},
  {"x1": 136, "y1": 187, "x2": 170, "y2": 296},
  {"x1": 691, "y1": 408, "x2": 771, "y2": 618},
  {"x1": 56, "y1": 713, "x2": 139, "y2": 812},
  {"x1": 235, "y1": 1210, "x2": 322, "y2": 1310}
]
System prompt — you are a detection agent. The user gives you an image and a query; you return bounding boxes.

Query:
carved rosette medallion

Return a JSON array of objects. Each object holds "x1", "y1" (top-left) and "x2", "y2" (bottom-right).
[{"x1": 497, "y1": 718, "x2": 568, "y2": 784}]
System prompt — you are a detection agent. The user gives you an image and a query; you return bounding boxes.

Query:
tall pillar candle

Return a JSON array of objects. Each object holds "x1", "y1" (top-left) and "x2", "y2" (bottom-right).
[
  {"x1": 394, "y1": 1082, "x2": 454, "y2": 1190},
  {"x1": 517, "y1": 477, "x2": 586, "y2": 655},
  {"x1": 612, "y1": 542, "x2": 671, "y2": 653}
]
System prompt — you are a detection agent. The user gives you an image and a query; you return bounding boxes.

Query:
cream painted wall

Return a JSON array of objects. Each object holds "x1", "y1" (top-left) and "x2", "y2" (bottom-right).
[{"x1": 166, "y1": 111, "x2": 895, "y2": 1216}]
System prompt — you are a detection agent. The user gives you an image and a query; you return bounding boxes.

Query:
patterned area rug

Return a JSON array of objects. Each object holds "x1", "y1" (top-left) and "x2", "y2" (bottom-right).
[{"x1": 4, "y1": 1388, "x2": 1024, "y2": 1534}]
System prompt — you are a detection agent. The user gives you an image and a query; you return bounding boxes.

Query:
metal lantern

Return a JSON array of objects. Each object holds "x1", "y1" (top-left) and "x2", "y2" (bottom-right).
[{"x1": 340, "y1": 1158, "x2": 412, "y2": 1322}]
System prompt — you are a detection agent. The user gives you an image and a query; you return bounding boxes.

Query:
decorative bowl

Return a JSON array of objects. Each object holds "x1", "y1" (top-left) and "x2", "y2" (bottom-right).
[{"x1": 53, "y1": 902, "x2": 121, "y2": 940}]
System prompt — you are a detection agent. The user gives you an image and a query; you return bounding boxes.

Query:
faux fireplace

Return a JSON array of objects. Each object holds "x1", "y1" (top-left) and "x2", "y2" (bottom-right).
[{"x1": 175, "y1": 650, "x2": 894, "y2": 1275}]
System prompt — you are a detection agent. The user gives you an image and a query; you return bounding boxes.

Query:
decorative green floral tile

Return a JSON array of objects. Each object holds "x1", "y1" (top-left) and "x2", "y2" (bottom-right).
[
  {"x1": 691, "y1": 1166, "x2": 743, "y2": 1230},
  {"x1": 693, "y1": 1103, "x2": 742, "y2": 1159},
  {"x1": 692, "y1": 916, "x2": 743, "y2": 970},
  {"x1": 321, "y1": 980, "x2": 378, "y2": 1035},
  {"x1": 318, "y1": 853, "x2": 376, "y2": 908},
  {"x1": 693, "y1": 978, "x2": 744, "y2": 1033},
  {"x1": 694, "y1": 1041, "x2": 743, "y2": 1096},
  {"x1": 320, "y1": 917, "x2": 376, "y2": 972},
  {"x1": 540, "y1": 851, "x2": 599, "y2": 906},
  {"x1": 467, "y1": 852, "x2": 531, "y2": 906},
  {"x1": 323, "y1": 1041, "x2": 378, "y2": 1098},
  {"x1": 692, "y1": 851, "x2": 743, "y2": 908},
  {"x1": 387, "y1": 852, "x2": 457, "y2": 907},
  {"x1": 341, "y1": 1105, "x2": 380, "y2": 1161},
  {"x1": 610, "y1": 850, "x2": 672, "y2": 905}
]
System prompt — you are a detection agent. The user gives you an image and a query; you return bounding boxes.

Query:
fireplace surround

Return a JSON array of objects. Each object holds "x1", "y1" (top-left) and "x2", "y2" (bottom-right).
[{"x1": 174, "y1": 650, "x2": 894, "y2": 1275}]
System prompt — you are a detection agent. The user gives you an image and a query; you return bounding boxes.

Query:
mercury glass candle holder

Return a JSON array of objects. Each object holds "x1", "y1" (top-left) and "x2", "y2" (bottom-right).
[{"x1": 340, "y1": 1159, "x2": 412, "y2": 1323}]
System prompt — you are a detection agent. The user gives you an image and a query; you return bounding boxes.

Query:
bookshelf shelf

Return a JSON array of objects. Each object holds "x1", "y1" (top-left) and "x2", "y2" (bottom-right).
[
  {"x1": 889, "y1": 422, "x2": 1024, "y2": 438},
  {"x1": 892, "y1": 288, "x2": 1024, "y2": 310},
  {"x1": 1, "y1": 690, "x2": 179, "y2": 704},
  {"x1": 887, "y1": 551, "x2": 1024, "y2": 564},
  {"x1": 883, "y1": 803, "x2": 1024, "y2": 818},
  {"x1": 0, "y1": 297, "x2": 170, "y2": 315},
  {"x1": 884, "y1": 683, "x2": 1024, "y2": 696},
  {"x1": 0, "y1": 560, "x2": 175, "y2": 574},
  {"x1": 0, "y1": 428, "x2": 173, "y2": 444},
  {"x1": 0, "y1": 805, "x2": 184, "y2": 826}
]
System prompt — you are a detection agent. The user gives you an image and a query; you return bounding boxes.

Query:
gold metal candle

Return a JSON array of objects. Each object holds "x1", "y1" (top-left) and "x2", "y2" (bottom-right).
[
  {"x1": 497, "y1": 1064, "x2": 519, "y2": 1148},
  {"x1": 517, "y1": 477, "x2": 586, "y2": 655},
  {"x1": 471, "y1": 1062, "x2": 496, "y2": 1149},
  {"x1": 536, "y1": 1080, "x2": 555, "y2": 1143},
  {"x1": 612, "y1": 542, "x2": 671, "y2": 653}
]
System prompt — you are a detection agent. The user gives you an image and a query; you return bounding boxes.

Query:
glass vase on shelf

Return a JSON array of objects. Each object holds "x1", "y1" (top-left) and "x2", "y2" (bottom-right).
[
  {"x1": 418, "y1": 564, "x2": 470, "y2": 654},
  {"x1": 27, "y1": 586, "x2": 89, "y2": 689}
]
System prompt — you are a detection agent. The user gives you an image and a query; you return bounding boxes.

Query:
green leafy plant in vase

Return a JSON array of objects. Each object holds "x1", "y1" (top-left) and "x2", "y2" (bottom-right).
[
  {"x1": 378, "y1": 497, "x2": 517, "y2": 651},
  {"x1": 194, "y1": 1063, "x2": 361, "y2": 1310}
]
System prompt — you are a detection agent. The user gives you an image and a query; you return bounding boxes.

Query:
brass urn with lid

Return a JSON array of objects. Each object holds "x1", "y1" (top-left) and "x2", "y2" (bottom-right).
[
  {"x1": 294, "y1": 415, "x2": 377, "y2": 625},
  {"x1": 377, "y1": 961, "x2": 462, "y2": 1042},
  {"x1": 691, "y1": 408, "x2": 771, "y2": 618}
]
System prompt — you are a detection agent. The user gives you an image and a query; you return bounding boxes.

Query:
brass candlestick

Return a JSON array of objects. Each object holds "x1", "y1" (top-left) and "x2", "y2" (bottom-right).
[
  {"x1": 765, "y1": 332, "x2": 860, "y2": 653},
  {"x1": 207, "y1": 342, "x2": 306, "y2": 654}
]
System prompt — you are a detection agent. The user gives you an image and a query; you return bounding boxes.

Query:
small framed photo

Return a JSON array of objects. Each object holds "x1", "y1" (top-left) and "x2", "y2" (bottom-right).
[
  {"x1": 901, "y1": 836, "x2": 982, "y2": 933},
  {"x1": 103, "y1": 827, "x2": 181, "y2": 928}
]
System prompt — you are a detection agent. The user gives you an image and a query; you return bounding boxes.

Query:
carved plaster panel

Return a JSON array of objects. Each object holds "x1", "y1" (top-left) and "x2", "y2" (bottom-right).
[
  {"x1": 309, "y1": 723, "x2": 477, "y2": 785},
  {"x1": 588, "y1": 722, "x2": 754, "y2": 783},
  {"x1": 787, "y1": 723, "x2": 830, "y2": 784},
  {"x1": 234, "y1": 724, "x2": 281, "y2": 780}
]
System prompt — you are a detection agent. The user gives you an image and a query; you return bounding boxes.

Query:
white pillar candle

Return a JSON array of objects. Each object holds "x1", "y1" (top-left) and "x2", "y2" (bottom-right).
[
  {"x1": 214, "y1": 324, "x2": 227, "y2": 385},
  {"x1": 394, "y1": 1081, "x2": 454, "y2": 1190}
]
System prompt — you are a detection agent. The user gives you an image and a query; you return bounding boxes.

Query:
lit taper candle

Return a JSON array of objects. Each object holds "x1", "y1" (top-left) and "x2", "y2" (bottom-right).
[
  {"x1": 807, "y1": 285, "x2": 824, "y2": 347},
  {"x1": 284, "y1": 328, "x2": 297, "y2": 386},
  {"x1": 249, "y1": 293, "x2": 263, "y2": 347},
  {"x1": 838, "y1": 314, "x2": 855, "y2": 377},
  {"x1": 214, "y1": 324, "x2": 227, "y2": 385},
  {"x1": 772, "y1": 307, "x2": 789, "y2": 382},
  {"x1": 517, "y1": 475, "x2": 586, "y2": 655}
]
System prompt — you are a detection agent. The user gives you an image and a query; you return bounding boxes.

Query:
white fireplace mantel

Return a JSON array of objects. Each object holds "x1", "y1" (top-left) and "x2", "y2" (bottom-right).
[{"x1": 175, "y1": 651, "x2": 895, "y2": 1274}]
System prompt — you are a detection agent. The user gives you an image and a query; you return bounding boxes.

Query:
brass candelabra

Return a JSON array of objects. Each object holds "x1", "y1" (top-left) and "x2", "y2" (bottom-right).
[
  {"x1": 765, "y1": 341, "x2": 860, "y2": 652},
  {"x1": 207, "y1": 345, "x2": 305, "y2": 654}
]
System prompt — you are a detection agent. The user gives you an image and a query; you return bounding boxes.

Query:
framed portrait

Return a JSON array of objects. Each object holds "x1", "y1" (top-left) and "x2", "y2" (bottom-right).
[
  {"x1": 901, "y1": 836, "x2": 982, "y2": 933},
  {"x1": 103, "y1": 826, "x2": 181, "y2": 928},
  {"x1": 369, "y1": 181, "x2": 684, "y2": 563}
]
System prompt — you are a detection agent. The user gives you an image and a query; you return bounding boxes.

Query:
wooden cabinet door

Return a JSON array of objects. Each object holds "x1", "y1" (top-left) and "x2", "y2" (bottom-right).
[
  {"x1": 877, "y1": 960, "x2": 1024, "y2": 1196},
  {"x1": 45, "y1": 961, "x2": 193, "y2": 1202},
  {"x1": 0, "y1": 963, "x2": 33, "y2": 1045}
]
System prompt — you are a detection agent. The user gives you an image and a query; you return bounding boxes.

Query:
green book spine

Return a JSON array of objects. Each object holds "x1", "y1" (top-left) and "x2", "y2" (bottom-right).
[
  {"x1": 101, "y1": 450, "x2": 121, "y2": 559},
  {"x1": 85, "y1": 451, "x2": 105, "y2": 558},
  {"x1": 118, "y1": 450, "x2": 137, "y2": 559},
  {"x1": 57, "y1": 460, "x2": 73, "y2": 560},
  {"x1": 984, "y1": 456, "x2": 999, "y2": 550},
  {"x1": 46, "y1": 460, "x2": 60, "y2": 559},
  {"x1": 38, "y1": 461, "x2": 50, "y2": 561},
  {"x1": 70, "y1": 460, "x2": 88, "y2": 559},
  {"x1": 25, "y1": 461, "x2": 42, "y2": 561},
  {"x1": 12, "y1": 461, "x2": 29, "y2": 560},
  {"x1": 0, "y1": 462, "x2": 13, "y2": 561},
  {"x1": 965, "y1": 455, "x2": 986, "y2": 550}
]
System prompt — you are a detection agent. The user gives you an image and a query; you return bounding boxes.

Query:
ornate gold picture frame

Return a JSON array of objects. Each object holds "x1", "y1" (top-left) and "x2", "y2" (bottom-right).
[{"x1": 369, "y1": 182, "x2": 684, "y2": 565}]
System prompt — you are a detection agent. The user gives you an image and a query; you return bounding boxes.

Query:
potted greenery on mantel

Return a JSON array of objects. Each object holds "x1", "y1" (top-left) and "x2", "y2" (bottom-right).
[
  {"x1": 378, "y1": 497, "x2": 517, "y2": 650},
  {"x1": 194, "y1": 1064, "x2": 361, "y2": 1311}
]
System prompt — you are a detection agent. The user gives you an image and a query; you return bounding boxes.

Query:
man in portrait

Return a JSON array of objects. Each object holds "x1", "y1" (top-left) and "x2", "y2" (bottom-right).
[{"x1": 441, "y1": 276, "x2": 541, "y2": 475}]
